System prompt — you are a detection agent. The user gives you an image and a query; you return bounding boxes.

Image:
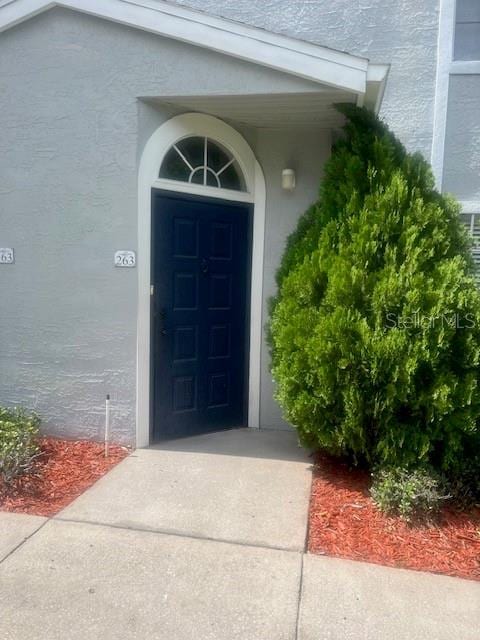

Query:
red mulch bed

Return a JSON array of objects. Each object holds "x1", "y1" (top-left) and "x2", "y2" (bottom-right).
[
  {"x1": 308, "y1": 453, "x2": 480, "y2": 581},
  {"x1": 0, "y1": 437, "x2": 129, "y2": 517}
]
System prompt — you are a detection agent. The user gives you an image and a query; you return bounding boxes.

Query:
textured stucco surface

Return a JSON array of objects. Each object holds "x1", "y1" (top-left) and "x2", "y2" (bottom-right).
[
  {"x1": 443, "y1": 75, "x2": 480, "y2": 202},
  {"x1": 171, "y1": 0, "x2": 441, "y2": 159},
  {"x1": 0, "y1": 8, "x2": 331, "y2": 440}
]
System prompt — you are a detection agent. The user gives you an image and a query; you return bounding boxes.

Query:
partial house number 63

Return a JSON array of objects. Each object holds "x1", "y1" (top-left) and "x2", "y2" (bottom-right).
[
  {"x1": 0, "y1": 248, "x2": 14, "y2": 264},
  {"x1": 114, "y1": 250, "x2": 136, "y2": 267}
]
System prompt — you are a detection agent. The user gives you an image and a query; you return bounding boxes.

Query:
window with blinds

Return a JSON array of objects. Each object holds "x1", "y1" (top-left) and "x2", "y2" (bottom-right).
[
  {"x1": 460, "y1": 212, "x2": 480, "y2": 282},
  {"x1": 454, "y1": 0, "x2": 480, "y2": 60}
]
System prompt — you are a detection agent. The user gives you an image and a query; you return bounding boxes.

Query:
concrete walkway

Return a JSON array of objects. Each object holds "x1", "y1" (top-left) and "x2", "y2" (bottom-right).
[{"x1": 0, "y1": 429, "x2": 479, "y2": 639}]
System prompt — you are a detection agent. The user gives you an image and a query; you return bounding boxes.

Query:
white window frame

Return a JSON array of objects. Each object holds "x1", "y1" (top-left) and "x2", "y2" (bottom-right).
[
  {"x1": 460, "y1": 205, "x2": 480, "y2": 282},
  {"x1": 160, "y1": 136, "x2": 246, "y2": 191},
  {"x1": 432, "y1": 1, "x2": 480, "y2": 190},
  {"x1": 136, "y1": 113, "x2": 266, "y2": 447},
  {"x1": 452, "y1": 0, "x2": 480, "y2": 63},
  {"x1": 431, "y1": 0, "x2": 457, "y2": 189}
]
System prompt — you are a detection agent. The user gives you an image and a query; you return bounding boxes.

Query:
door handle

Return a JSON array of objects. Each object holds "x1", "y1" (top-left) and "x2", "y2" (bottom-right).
[{"x1": 201, "y1": 258, "x2": 209, "y2": 274}]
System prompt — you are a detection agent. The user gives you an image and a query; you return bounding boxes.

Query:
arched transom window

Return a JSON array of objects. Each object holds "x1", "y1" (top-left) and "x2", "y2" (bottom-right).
[{"x1": 159, "y1": 136, "x2": 246, "y2": 191}]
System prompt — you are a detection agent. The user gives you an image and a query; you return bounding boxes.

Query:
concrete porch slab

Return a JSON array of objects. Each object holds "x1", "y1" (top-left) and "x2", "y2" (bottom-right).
[
  {"x1": 59, "y1": 429, "x2": 312, "y2": 551},
  {"x1": 0, "y1": 519, "x2": 301, "y2": 640},
  {"x1": 298, "y1": 554, "x2": 480, "y2": 640},
  {"x1": 0, "y1": 512, "x2": 46, "y2": 562}
]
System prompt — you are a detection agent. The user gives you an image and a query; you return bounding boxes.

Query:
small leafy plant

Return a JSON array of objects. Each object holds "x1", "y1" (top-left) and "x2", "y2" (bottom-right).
[
  {"x1": 0, "y1": 407, "x2": 41, "y2": 487},
  {"x1": 370, "y1": 467, "x2": 448, "y2": 522}
]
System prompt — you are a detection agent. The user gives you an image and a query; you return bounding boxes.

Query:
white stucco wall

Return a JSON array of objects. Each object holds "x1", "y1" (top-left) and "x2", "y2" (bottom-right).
[
  {"x1": 0, "y1": 8, "x2": 331, "y2": 441},
  {"x1": 171, "y1": 0, "x2": 441, "y2": 159}
]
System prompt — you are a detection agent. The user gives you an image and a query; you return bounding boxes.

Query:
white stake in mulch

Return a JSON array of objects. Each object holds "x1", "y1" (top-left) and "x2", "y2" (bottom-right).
[{"x1": 104, "y1": 394, "x2": 110, "y2": 458}]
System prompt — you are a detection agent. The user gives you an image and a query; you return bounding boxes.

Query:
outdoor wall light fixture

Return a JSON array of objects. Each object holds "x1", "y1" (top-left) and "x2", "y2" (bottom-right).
[{"x1": 282, "y1": 168, "x2": 296, "y2": 191}]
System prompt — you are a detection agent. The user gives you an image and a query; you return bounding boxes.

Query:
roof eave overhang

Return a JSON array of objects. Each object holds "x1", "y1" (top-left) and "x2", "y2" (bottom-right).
[{"x1": 0, "y1": 0, "x2": 389, "y2": 108}]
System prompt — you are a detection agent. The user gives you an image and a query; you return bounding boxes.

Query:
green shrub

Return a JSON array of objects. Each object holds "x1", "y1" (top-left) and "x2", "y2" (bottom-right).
[
  {"x1": 0, "y1": 407, "x2": 40, "y2": 486},
  {"x1": 444, "y1": 450, "x2": 480, "y2": 508},
  {"x1": 371, "y1": 468, "x2": 447, "y2": 521},
  {"x1": 269, "y1": 104, "x2": 480, "y2": 472}
]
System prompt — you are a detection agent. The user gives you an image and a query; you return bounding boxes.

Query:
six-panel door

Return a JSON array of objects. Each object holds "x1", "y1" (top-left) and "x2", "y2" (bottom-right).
[{"x1": 151, "y1": 190, "x2": 252, "y2": 440}]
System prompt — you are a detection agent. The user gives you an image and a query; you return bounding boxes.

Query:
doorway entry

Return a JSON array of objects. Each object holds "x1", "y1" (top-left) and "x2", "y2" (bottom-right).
[
  {"x1": 137, "y1": 113, "x2": 266, "y2": 447},
  {"x1": 151, "y1": 190, "x2": 252, "y2": 440}
]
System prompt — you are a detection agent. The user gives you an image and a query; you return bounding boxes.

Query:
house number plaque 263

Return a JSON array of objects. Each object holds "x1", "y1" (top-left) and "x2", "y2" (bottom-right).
[{"x1": 114, "y1": 250, "x2": 136, "y2": 267}]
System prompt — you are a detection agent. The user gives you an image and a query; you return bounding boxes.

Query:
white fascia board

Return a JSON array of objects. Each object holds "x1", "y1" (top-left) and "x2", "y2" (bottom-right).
[
  {"x1": 0, "y1": 0, "x2": 56, "y2": 30},
  {"x1": 364, "y1": 64, "x2": 390, "y2": 113},
  {"x1": 0, "y1": 0, "x2": 370, "y2": 93},
  {"x1": 366, "y1": 63, "x2": 390, "y2": 83}
]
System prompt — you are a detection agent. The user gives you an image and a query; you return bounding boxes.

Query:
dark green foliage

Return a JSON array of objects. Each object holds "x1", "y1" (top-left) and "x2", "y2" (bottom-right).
[
  {"x1": 269, "y1": 104, "x2": 480, "y2": 473},
  {"x1": 370, "y1": 467, "x2": 447, "y2": 521},
  {"x1": 443, "y1": 450, "x2": 480, "y2": 508},
  {"x1": 0, "y1": 407, "x2": 40, "y2": 486}
]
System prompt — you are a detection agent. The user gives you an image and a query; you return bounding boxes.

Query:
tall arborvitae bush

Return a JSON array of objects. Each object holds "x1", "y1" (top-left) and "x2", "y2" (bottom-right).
[{"x1": 269, "y1": 105, "x2": 480, "y2": 472}]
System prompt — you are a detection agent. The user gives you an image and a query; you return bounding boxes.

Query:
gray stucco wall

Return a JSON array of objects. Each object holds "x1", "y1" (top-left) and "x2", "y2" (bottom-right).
[
  {"x1": 171, "y1": 0, "x2": 441, "y2": 159},
  {"x1": 256, "y1": 129, "x2": 330, "y2": 429},
  {"x1": 443, "y1": 75, "x2": 480, "y2": 203},
  {"x1": 0, "y1": 8, "x2": 331, "y2": 441}
]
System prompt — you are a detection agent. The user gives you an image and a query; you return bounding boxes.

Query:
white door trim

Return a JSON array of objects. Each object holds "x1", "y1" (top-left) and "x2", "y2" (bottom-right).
[{"x1": 136, "y1": 113, "x2": 266, "y2": 447}]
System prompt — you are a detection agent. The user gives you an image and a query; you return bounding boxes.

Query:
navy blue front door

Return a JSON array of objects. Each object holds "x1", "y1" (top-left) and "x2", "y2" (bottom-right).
[{"x1": 151, "y1": 190, "x2": 252, "y2": 440}]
